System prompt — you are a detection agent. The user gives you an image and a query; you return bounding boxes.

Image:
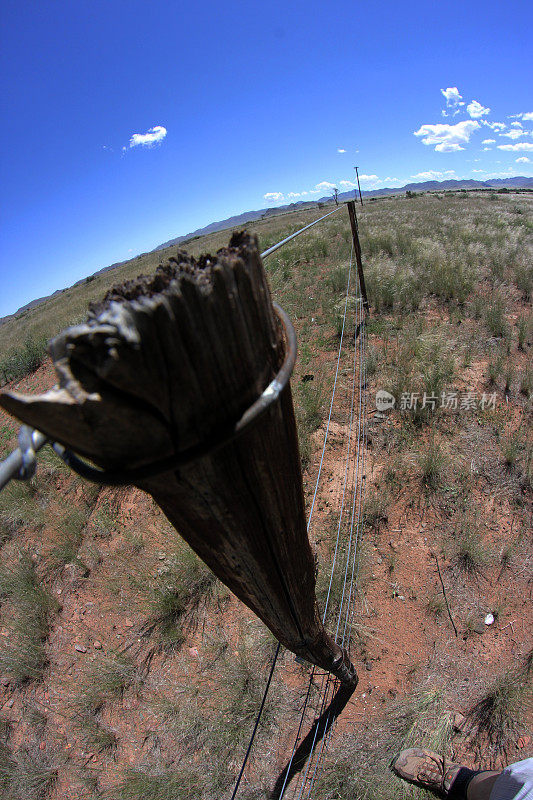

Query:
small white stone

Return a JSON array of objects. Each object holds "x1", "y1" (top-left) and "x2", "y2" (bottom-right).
[{"x1": 484, "y1": 613, "x2": 495, "y2": 626}]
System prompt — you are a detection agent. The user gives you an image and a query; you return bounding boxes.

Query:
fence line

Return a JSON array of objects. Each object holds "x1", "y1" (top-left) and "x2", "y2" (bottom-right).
[
  {"x1": 0, "y1": 203, "x2": 359, "y2": 493},
  {"x1": 276, "y1": 272, "x2": 367, "y2": 800},
  {"x1": 231, "y1": 206, "x2": 368, "y2": 799},
  {"x1": 261, "y1": 206, "x2": 341, "y2": 259},
  {"x1": 0, "y1": 200, "x2": 370, "y2": 800}
]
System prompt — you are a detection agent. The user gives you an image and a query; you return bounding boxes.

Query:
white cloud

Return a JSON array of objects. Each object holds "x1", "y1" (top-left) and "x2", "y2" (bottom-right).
[
  {"x1": 497, "y1": 142, "x2": 533, "y2": 151},
  {"x1": 482, "y1": 121, "x2": 506, "y2": 131},
  {"x1": 410, "y1": 170, "x2": 456, "y2": 180},
  {"x1": 501, "y1": 128, "x2": 527, "y2": 140},
  {"x1": 126, "y1": 125, "x2": 167, "y2": 149},
  {"x1": 358, "y1": 174, "x2": 379, "y2": 181},
  {"x1": 467, "y1": 100, "x2": 490, "y2": 119},
  {"x1": 263, "y1": 192, "x2": 284, "y2": 202},
  {"x1": 339, "y1": 180, "x2": 356, "y2": 188},
  {"x1": 437, "y1": 143, "x2": 466, "y2": 152},
  {"x1": 440, "y1": 87, "x2": 464, "y2": 116},
  {"x1": 414, "y1": 120, "x2": 480, "y2": 151},
  {"x1": 315, "y1": 181, "x2": 337, "y2": 192},
  {"x1": 522, "y1": 112, "x2": 533, "y2": 121},
  {"x1": 435, "y1": 142, "x2": 464, "y2": 153},
  {"x1": 482, "y1": 139, "x2": 496, "y2": 145},
  {"x1": 337, "y1": 148, "x2": 346, "y2": 153},
  {"x1": 472, "y1": 169, "x2": 485, "y2": 173},
  {"x1": 516, "y1": 156, "x2": 530, "y2": 163},
  {"x1": 511, "y1": 121, "x2": 523, "y2": 128}
]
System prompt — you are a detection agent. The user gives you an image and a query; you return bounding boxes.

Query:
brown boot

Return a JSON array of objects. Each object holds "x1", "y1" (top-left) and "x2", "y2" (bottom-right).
[{"x1": 391, "y1": 748, "x2": 463, "y2": 798}]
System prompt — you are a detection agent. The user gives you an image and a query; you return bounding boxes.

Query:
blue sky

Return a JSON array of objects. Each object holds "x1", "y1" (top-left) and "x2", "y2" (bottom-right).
[{"x1": 1, "y1": 0, "x2": 532, "y2": 318}]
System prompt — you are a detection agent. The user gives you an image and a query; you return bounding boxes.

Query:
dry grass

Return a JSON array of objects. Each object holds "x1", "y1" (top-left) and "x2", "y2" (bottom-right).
[
  {"x1": 0, "y1": 553, "x2": 58, "y2": 685},
  {"x1": 0, "y1": 190, "x2": 532, "y2": 796},
  {"x1": 466, "y1": 668, "x2": 531, "y2": 754},
  {"x1": 0, "y1": 743, "x2": 60, "y2": 800},
  {"x1": 313, "y1": 686, "x2": 453, "y2": 800}
]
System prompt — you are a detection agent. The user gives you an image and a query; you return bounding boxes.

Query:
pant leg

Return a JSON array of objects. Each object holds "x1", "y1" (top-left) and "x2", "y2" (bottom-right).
[{"x1": 489, "y1": 759, "x2": 533, "y2": 800}]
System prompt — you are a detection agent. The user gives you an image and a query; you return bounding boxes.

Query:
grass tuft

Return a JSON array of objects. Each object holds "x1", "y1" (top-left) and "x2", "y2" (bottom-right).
[
  {"x1": 419, "y1": 438, "x2": 447, "y2": 492},
  {"x1": 0, "y1": 744, "x2": 59, "y2": 800},
  {"x1": 111, "y1": 768, "x2": 201, "y2": 800},
  {"x1": 0, "y1": 337, "x2": 48, "y2": 385},
  {"x1": 484, "y1": 294, "x2": 508, "y2": 339},
  {"x1": 0, "y1": 553, "x2": 58, "y2": 685},
  {"x1": 295, "y1": 378, "x2": 324, "y2": 469},
  {"x1": 467, "y1": 670, "x2": 530, "y2": 751},
  {"x1": 363, "y1": 487, "x2": 389, "y2": 531},
  {"x1": 140, "y1": 546, "x2": 218, "y2": 652}
]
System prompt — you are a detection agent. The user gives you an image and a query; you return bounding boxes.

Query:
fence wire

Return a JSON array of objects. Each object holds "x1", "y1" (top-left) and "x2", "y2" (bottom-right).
[
  {"x1": 0, "y1": 201, "x2": 369, "y2": 800},
  {"x1": 231, "y1": 204, "x2": 368, "y2": 799}
]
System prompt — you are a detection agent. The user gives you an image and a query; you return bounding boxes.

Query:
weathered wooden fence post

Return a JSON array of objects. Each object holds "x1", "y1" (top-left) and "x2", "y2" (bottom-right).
[
  {"x1": 347, "y1": 200, "x2": 369, "y2": 312},
  {"x1": 0, "y1": 231, "x2": 357, "y2": 688}
]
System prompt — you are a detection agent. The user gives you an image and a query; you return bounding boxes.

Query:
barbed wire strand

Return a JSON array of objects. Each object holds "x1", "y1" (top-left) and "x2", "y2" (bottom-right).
[
  {"x1": 300, "y1": 302, "x2": 368, "y2": 798},
  {"x1": 277, "y1": 251, "x2": 366, "y2": 800},
  {"x1": 291, "y1": 287, "x2": 365, "y2": 800},
  {"x1": 229, "y1": 239, "x2": 354, "y2": 799}
]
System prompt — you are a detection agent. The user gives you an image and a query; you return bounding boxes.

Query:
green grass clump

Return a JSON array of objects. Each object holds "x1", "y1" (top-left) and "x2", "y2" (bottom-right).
[
  {"x1": 313, "y1": 686, "x2": 453, "y2": 800},
  {"x1": 454, "y1": 521, "x2": 489, "y2": 575},
  {"x1": 140, "y1": 546, "x2": 218, "y2": 652},
  {"x1": 419, "y1": 438, "x2": 447, "y2": 492},
  {"x1": 514, "y1": 261, "x2": 533, "y2": 300},
  {"x1": 0, "y1": 743, "x2": 59, "y2": 800},
  {"x1": 0, "y1": 480, "x2": 47, "y2": 546},
  {"x1": 467, "y1": 670, "x2": 530, "y2": 751},
  {"x1": 427, "y1": 593, "x2": 445, "y2": 617},
  {"x1": 112, "y1": 769, "x2": 201, "y2": 800},
  {"x1": 74, "y1": 653, "x2": 140, "y2": 756},
  {"x1": 325, "y1": 264, "x2": 349, "y2": 295},
  {"x1": 0, "y1": 337, "x2": 48, "y2": 385},
  {"x1": 520, "y1": 366, "x2": 533, "y2": 399},
  {"x1": 205, "y1": 629, "x2": 281, "y2": 792},
  {"x1": 363, "y1": 487, "x2": 389, "y2": 531},
  {"x1": 295, "y1": 378, "x2": 324, "y2": 469},
  {"x1": 501, "y1": 431, "x2": 521, "y2": 468},
  {"x1": 484, "y1": 294, "x2": 509, "y2": 339},
  {"x1": 45, "y1": 509, "x2": 89, "y2": 576},
  {"x1": 80, "y1": 719, "x2": 118, "y2": 753},
  {"x1": 517, "y1": 314, "x2": 531, "y2": 350},
  {"x1": 0, "y1": 554, "x2": 58, "y2": 685},
  {"x1": 487, "y1": 351, "x2": 504, "y2": 386},
  {"x1": 81, "y1": 653, "x2": 139, "y2": 710},
  {"x1": 384, "y1": 324, "x2": 455, "y2": 425},
  {"x1": 366, "y1": 257, "x2": 422, "y2": 314}
]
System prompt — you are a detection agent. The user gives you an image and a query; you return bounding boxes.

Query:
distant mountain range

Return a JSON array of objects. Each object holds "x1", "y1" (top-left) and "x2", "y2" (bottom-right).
[
  {"x1": 154, "y1": 176, "x2": 533, "y2": 249},
  {"x1": 2, "y1": 176, "x2": 532, "y2": 326}
]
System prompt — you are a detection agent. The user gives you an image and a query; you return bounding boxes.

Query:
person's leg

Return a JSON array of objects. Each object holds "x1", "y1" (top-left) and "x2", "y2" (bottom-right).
[
  {"x1": 391, "y1": 748, "x2": 501, "y2": 799},
  {"x1": 466, "y1": 771, "x2": 500, "y2": 800}
]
